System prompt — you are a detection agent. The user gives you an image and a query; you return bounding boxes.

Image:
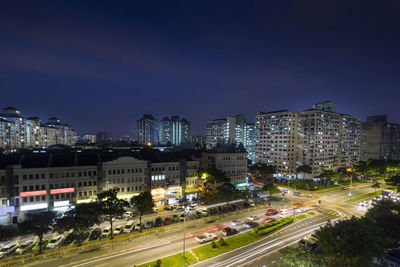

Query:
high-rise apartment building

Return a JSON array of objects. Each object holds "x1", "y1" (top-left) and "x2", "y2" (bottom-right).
[
  {"x1": 206, "y1": 114, "x2": 255, "y2": 163},
  {"x1": 158, "y1": 116, "x2": 191, "y2": 146},
  {"x1": 0, "y1": 107, "x2": 76, "y2": 149},
  {"x1": 255, "y1": 103, "x2": 361, "y2": 176},
  {"x1": 159, "y1": 117, "x2": 172, "y2": 145},
  {"x1": 137, "y1": 114, "x2": 158, "y2": 145},
  {"x1": 255, "y1": 110, "x2": 300, "y2": 174},
  {"x1": 361, "y1": 115, "x2": 400, "y2": 160}
]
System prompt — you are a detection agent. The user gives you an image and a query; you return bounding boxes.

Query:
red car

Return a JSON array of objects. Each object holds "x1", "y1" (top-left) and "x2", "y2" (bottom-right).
[
  {"x1": 163, "y1": 217, "x2": 173, "y2": 225},
  {"x1": 265, "y1": 209, "x2": 278, "y2": 216},
  {"x1": 262, "y1": 217, "x2": 276, "y2": 224}
]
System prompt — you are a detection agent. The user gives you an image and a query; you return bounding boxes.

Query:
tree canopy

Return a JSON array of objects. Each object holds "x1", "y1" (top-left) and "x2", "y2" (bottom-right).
[
  {"x1": 130, "y1": 191, "x2": 154, "y2": 232},
  {"x1": 296, "y1": 165, "x2": 312, "y2": 174},
  {"x1": 18, "y1": 211, "x2": 55, "y2": 254},
  {"x1": 55, "y1": 202, "x2": 101, "y2": 238},
  {"x1": 97, "y1": 189, "x2": 129, "y2": 238}
]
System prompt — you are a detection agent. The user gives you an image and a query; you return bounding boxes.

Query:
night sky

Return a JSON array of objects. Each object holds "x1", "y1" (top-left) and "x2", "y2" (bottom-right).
[{"x1": 1, "y1": 1, "x2": 400, "y2": 137}]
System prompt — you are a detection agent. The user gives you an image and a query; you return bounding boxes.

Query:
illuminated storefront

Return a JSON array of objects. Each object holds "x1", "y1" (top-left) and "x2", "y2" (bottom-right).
[{"x1": 151, "y1": 188, "x2": 166, "y2": 205}]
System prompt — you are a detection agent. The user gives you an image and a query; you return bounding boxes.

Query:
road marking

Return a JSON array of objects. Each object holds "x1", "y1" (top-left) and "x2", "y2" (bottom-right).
[{"x1": 60, "y1": 241, "x2": 171, "y2": 267}]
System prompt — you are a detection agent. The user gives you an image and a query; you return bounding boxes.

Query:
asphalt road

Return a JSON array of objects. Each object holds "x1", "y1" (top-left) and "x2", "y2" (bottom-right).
[
  {"x1": 190, "y1": 213, "x2": 339, "y2": 267},
  {"x1": 26, "y1": 202, "x2": 289, "y2": 267}
]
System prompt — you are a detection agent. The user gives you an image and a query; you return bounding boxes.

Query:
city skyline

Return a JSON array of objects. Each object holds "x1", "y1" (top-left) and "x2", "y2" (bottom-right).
[{"x1": 1, "y1": 1, "x2": 400, "y2": 136}]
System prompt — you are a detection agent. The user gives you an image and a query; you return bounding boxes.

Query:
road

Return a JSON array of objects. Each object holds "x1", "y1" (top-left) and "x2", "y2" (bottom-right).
[
  {"x1": 26, "y1": 200, "x2": 319, "y2": 267},
  {"x1": 8, "y1": 183, "x2": 378, "y2": 266},
  {"x1": 190, "y1": 213, "x2": 339, "y2": 267}
]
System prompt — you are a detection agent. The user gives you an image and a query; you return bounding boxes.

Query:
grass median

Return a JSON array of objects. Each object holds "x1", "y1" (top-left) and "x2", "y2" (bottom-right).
[
  {"x1": 347, "y1": 190, "x2": 382, "y2": 202},
  {"x1": 137, "y1": 217, "x2": 294, "y2": 267}
]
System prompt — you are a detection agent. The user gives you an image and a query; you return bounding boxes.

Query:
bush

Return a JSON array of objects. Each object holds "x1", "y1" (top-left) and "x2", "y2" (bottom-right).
[
  {"x1": 154, "y1": 259, "x2": 162, "y2": 267},
  {"x1": 218, "y1": 237, "x2": 227, "y2": 246},
  {"x1": 211, "y1": 241, "x2": 217, "y2": 248},
  {"x1": 253, "y1": 217, "x2": 294, "y2": 236}
]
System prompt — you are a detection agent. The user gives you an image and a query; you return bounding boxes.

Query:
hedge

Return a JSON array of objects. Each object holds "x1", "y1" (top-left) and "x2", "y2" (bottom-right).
[{"x1": 253, "y1": 217, "x2": 294, "y2": 235}]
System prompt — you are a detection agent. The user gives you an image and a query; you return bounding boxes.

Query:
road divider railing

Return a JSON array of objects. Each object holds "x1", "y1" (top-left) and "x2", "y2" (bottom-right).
[{"x1": 0, "y1": 203, "x2": 271, "y2": 266}]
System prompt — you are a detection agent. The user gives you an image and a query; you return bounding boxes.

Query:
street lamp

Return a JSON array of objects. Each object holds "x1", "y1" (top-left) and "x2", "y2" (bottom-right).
[{"x1": 182, "y1": 212, "x2": 188, "y2": 259}]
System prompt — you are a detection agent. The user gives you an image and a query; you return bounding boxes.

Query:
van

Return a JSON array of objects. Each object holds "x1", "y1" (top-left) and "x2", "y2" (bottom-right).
[{"x1": 123, "y1": 220, "x2": 135, "y2": 233}]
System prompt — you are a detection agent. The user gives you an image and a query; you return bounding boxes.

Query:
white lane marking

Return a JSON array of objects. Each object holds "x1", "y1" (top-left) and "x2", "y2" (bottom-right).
[
  {"x1": 60, "y1": 241, "x2": 171, "y2": 267},
  {"x1": 210, "y1": 218, "x2": 341, "y2": 267}
]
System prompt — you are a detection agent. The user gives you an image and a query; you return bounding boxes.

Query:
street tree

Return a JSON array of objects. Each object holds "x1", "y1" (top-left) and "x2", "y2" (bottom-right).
[
  {"x1": 18, "y1": 211, "x2": 55, "y2": 254},
  {"x1": 371, "y1": 180, "x2": 381, "y2": 195},
  {"x1": 296, "y1": 165, "x2": 312, "y2": 179},
  {"x1": 130, "y1": 191, "x2": 154, "y2": 233},
  {"x1": 386, "y1": 175, "x2": 400, "y2": 192},
  {"x1": 55, "y1": 202, "x2": 101, "y2": 240},
  {"x1": 97, "y1": 189, "x2": 129, "y2": 239},
  {"x1": 262, "y1": 183, "x2": 280, "y2": 205},
  {"x1": 365, "y1": 199, "x2": 400, "y2": 247},
  {"x1": 199, "y1": 168, "x2": 228, "y2": 203},
  {"x1": 314, "y1": 217, "x2": 385, "y2": 266},
  {"x1": 217, "y1": 182, "x2": 239, "y2": 202},
  {"x1": 250, "y1": 163, "x2": 275, "y2": 177}
]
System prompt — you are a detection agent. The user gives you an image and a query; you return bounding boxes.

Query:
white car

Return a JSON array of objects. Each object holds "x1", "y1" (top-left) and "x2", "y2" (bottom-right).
[
  {"x1": 0, "y1": 243, "x2": 18, "y2": 258},
  {"x1": 123, "y1": 211, "x2": 134, "y2": 220},
  {"x1": 247, "y1": 215, "x2": 260, "y2": 221},
  {"x1": 113, "y1": 225, "x2": 124, "y2": 235},
  {"x1": 46, "y1": 235, "x2": 64, "y2": 249},
  {"x1": 16, "y1": 240, "x2": 34, "y2": 255},
  {"x1": 101, "y1": 226, "x2": 111, "y2": 238},
  {"x1": 195, "y1": 233, "x2": 217, "y2": 244}
]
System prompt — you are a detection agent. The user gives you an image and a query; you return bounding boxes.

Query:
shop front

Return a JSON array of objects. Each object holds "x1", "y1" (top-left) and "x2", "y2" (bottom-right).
[{"x1": 151, "y1": 188, "x2": 166, "y2": 205}]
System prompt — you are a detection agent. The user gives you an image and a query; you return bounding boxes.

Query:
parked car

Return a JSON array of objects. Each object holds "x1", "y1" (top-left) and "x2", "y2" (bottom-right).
[
  {"x1": 75, "y1": 231, "x2": 90, "y2": 244},
  {"x1": 47, "y1": 235, "x2": 65, "y2": 249},
  {"x1": 16, "y1": 240, "x2": 35, "y2": 255},
  {"x1": 293, "y1": 191, "x2": 304, "y2": 197},
  {"x1": 123, "y1": 220, "x2": 136, "y2": 233},
  {"x1": 152, "y1": 207, "x2": 159, "y2": 213},
  {"x1": 244, "y1": 221, "x2": 259, "y2": 228},
  {"x1": 101, "y1": 226, "x2": 111, "y2": 238},
  {"x1": 222, "y1": 227, "x2": 238, "y2": 236},
  {"x1": 0, "y1": 243, "x2": 18, "y2": 258},
  {"x1": 265, "y1": 209, "x2": 278, "y2": 216},
  {"x1": 135, "y1": 222, "x2": 144, "y2": 231},
  {"x1": 154, "y1": 217, "x2": 162, "y2": 227},
  {"x1": 164, "y1": 206, "x2": 174, "y2": 211},
  {"x1": 63, "y1": 232, "x2": 77, "y2": 246},
  {"x1": 200, "y1": 208, "x2": 208, "y2": 217},
  {"x1": 144, "y1": 221, "x2": 154, "y2": 229},
  {"x1": 113, "y1": 225, "x2": 124, "y2": 235},
  {"x1": 89, "y1": 228, "x2": 102, "y2": 240},
  {"x1": 195, "y1": 211, "x2": 202, "y2": 219},
  {"x1": 163, "y1": 217, "x2": 173, "y2": 225},
  {"x1": 123, "y1": 211, "x2": 134, "y2": 220},
  {"x1": 195, "y1": 233, "x2": 217, "y2": 244},
  {"x1": 243, "y1": 202, "x2": 250, "y2": 208},
  {"x1": 262, "y1": 217, "x2": 276, "y2": 224},
  {"x1": 104, "y1": 215, "x2": 115, "y2": 222},
  {"x1": 172, "y1": 214, "x2": 179, "y2": 222},
  {"x1": 32, "y1": 239, "x2": 51, "y2": 253},
  {"x1": 247, "y1": 215, "x2": 260, "y2": 221}
]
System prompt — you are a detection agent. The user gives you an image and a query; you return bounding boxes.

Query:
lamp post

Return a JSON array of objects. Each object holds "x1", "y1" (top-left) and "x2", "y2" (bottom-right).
[{"x1": 183, "y1": 212, "x2": 188, "y2": 259}]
